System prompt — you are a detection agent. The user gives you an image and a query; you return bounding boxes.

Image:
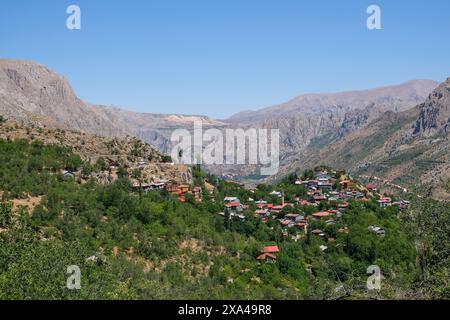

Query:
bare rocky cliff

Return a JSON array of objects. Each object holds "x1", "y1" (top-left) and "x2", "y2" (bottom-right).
[
  {"x1": 413, "y1": 78, "x2": 450, "y2": 137},
  {"x1": 0, "y1": 59, "x2": 225, "y2": 155},
  {"x1": 0, "y1": 60, "x2": 130, "y2": 137}
]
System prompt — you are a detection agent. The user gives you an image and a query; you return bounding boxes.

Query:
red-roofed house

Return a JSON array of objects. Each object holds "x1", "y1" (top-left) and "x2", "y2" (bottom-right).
[
  {"x1": 378, "y1": 197, "x2": 392, "y2": 208},
  {"x1": 272, "y1": 205, "x2": 284, "y2": 211},
  {"x1": 257, "y1": 245, "x2": 279, "y2": 262},
  {"x1": 225, "y1": 201, "x2": 244, "y2": 213},
  {"x1": 262, "y1": 246, "x2": 280, "y2": 253},
  {"x1": 312, "y1": 211, "x2": 332, "y2": 219}
]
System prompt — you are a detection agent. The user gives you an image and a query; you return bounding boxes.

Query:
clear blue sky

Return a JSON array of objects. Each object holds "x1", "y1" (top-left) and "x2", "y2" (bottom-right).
[{"x1": 1, "y1": 0, "x2": 449, "y2": 119}]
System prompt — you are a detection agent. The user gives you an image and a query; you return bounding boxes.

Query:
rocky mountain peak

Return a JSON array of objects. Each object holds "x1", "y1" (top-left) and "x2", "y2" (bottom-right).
[{"x1": 413, "y1": 78, "x2": 450, "y2": 137}]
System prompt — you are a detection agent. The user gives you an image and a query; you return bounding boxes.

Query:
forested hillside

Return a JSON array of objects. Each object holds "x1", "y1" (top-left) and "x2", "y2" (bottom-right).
[{"x1": 0, "y1": 137, "x2": 448, "y2": 300}]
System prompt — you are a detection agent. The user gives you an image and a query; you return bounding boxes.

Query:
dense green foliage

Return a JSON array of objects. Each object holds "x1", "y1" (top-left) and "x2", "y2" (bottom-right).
[
  {"x1": 0, "y1": 139, "x2": 448, "y2": 299},
  {"x1": 0, "y1": 139, "x2": 81, "y2": 199},
  {"x1": 402, "y1": 197, "x2": 450, "y2": 299}
]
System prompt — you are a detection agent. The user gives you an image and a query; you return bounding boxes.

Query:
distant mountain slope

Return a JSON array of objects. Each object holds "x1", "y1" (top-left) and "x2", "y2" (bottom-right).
[
  {"x1": 99, "y1": 106, "x2": 227, "y2": 154},
  {"x1": 278, "y1": 78, "x2": 450, "y2": 200},
  {"x1": 216, "y1": 80, "x2": 438, "y2": 179},
  {"x1": 226, "y1": 80, "x2": 438, "y2": 125},
  {"x1": 0, "y1": 59, "x2": 130, "y2": 137}
]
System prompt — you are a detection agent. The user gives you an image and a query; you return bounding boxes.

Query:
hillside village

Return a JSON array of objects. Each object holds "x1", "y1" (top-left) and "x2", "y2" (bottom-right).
[
  {"x1": 75, "y1": 158, "x2": 414, "y2": 267},
  {"x1": 0, "y1": 119, "x2": 448, "y2": 300},
  {"x1": 119, "y1": 163, "x2": 415, "y2": 267},
  {"x1": 212, "y1": 169, "x2": 411, "y2": 263},
  {"x1": 0, "y1": 11, "x2": 449, "y2": 300}
]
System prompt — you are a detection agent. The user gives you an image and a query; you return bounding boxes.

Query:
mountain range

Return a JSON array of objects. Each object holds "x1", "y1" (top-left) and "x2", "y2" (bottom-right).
[
  {"x1": 280, "y1": 77, "x2": 450, "y2": 200},
  {"x1": 1, "y1": 59, "x2": 448, "y2": 199},
  {"x1": 0, "y1": 59, "x2": 225, "y2": 154}
]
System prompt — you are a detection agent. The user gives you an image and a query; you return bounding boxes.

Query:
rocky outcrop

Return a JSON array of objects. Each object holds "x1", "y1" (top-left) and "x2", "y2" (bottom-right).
[
  {"x1": 0, "y1": 60, "x2": 130, "y2": 137},
  {"x1": 413, "y1": 78, "x2": 450, "y2": 137}
]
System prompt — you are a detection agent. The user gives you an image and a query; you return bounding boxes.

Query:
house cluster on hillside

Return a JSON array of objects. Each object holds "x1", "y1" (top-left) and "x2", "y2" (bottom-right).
[
  {"x1": 377, "y1": 197, "x2": 410, "y2": 209},
  {"x1": 254, "y1": 196, "x2": 294, "y2": 221},
  {"x1": 218, "y1": 197, "x2": 248, "y2": 221},
  {"x1": 256, "y1": 246, "x2": 280, "y2": 262},
  {"x1": 218, "y1": 169, "x2": 412, "y2": 262},
  {"x1": 132, "y1": 180, "x2": 202, "y2": 202}
]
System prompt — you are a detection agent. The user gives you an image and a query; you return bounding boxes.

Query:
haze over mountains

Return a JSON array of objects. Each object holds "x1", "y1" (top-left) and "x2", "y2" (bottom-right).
[
  {"x1": 1, "y1": 59, "x2": 448, "y2": 199},
  {"x1": 226, "y1": 79, "x2": 438, "y2": 125}
]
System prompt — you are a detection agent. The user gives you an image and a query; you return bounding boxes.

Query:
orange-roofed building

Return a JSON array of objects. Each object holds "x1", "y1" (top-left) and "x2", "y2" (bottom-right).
[
  {"x1": 225, "y1": 201, "x2": 241, "y2": 208},
  {"x1": 179, "y1": 185, "x2": 190, "y2": 193},
  {"x1": 256, "y1": 253, "x2": 277, "y2": 262},
  {"x1": 312, "y1": 211, "x2": 332, "y2": 219},
  {"x1": 261, "y1": 246, "x2": 280, "y2": 253},
  {"x1": 378, "y1": 197, "x2": 392, "y2": 208}
]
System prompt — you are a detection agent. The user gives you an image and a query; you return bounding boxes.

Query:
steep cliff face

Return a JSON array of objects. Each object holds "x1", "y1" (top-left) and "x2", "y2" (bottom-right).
[
  {"x1": 413, "y1": 78, "x2": 450, "y2": 137},
  {"x1": 0, "y1": 60, "x2": 130, "y2": 137},
  {"x1": 0, "y1": 60, "x2": 197, "y2": 185},
  {"x1": 0, "y1": 59, "x2": 225, "y2": 155}
]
